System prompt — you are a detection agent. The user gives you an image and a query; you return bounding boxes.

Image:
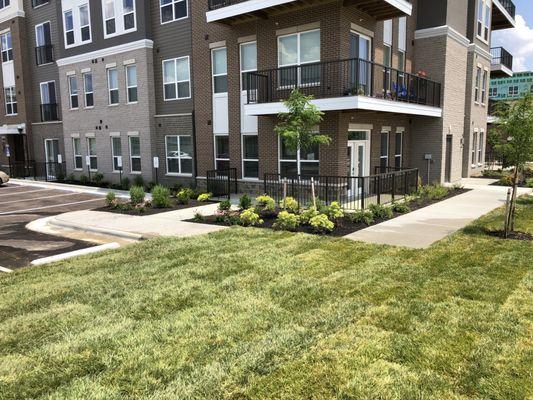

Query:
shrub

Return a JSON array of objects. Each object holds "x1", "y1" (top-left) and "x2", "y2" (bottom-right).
[
  {"x1": 256, "y1": 195, "x2": 276, "y2": 212},
  {"x1": 56, "y1": 171, "x2": 65, "y2": 182},
  {"x1": 309, "y1": 214, "x2": 334, "y2": 233},
  {"x1": 105, "y1": 192, "x2": 116, "y2": 207},
  {"x1": 193, "y1": 212, "x2": 204, "y2": 222},
  {"x1": 300, "y1": 207, "x2": 320, "y2": 225},
  {"x1": 280, "y1": 196, "x2": 299, "y2": 213},
  {"x1": 133, "y1": 175, "x2": 144, "y2": 188},
  {"x1": 79, "y1": 175, "x2": 89, "y2": 185},
  {"x1": 197, "y1": 193, "x2": 212, "y2": 202},
  {"x1": 129, "y1": 185, "x2": 145, "y2": 206},
  {"x1": 324, "y1": 201, "x2": 344, "y2": 220},
  {"x1": 526, "y1": 178, "x2": 533, "y2": 188},
  {"x1": 239, "y1": 208, "x2": 263, "y2": 226},
  {"x1": 120, "y1": 177, "x2": 130, "y2": 190},
  {"x1": 482, "y1": 170, "x2": 504, "y2": 179},
  {"x1": 67, "y1": 173, "x2": 76, "y2": 182},
  {"x1": 369, "y1": 203, "x2": 393, "y2": 220},
  {"x1": 176, "y1": 187, "x2": 195, "y2": 204},
  {"x1": 239, "y1": 194, "x2": 252, "y2": 210},
  {"x1": 497, "y1": 174, "x2": 514, "y2": 187},
  {"x1": 417, "y1": 184, "x2": 449, "y2": 201},
  {"x1": 93, "y1": 172, "x2": 104, "y2": 185},
  {"x1": 223, "y1": 214, "x2": 241, "y2": 226},
  {"x1": 218, "y1": 200, "x2": 232, "y2": 212},
  {"x1": 273, "y1": 211, "x2": 300, "y2": 231},
  {"x1": 151, "y1": 185, "x2": 172, "y2": 208},
  {"x1": 346, "y1": 210, "x2": 374, "y2": 226},
  {"x1": 391, "y1": 201, "x2": 410, "y2": 214}
]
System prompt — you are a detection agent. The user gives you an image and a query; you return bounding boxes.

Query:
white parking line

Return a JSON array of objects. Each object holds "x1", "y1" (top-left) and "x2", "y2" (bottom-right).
[
  {"x1": 0, "y1": 266, "x2": 13, "y2": 273},
  {"x1": 0, "y1": 198, "x2": 103, "y2": 216},
  {"x1": 0, "y1": 188, "x2": 52, "y2": 197},
  {"x1": 1, "y1": 192, "x2": 80, "y2": 205}
]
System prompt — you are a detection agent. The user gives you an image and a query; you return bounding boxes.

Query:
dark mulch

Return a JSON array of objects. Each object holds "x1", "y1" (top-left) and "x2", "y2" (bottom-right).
[
  {"x1": 96, "y1": 200, "x2": 216, "y2": 216},
  {"x1": 190, "y1": 188, "x2": 471, "y2": 237},
  {"x1": 484, "y1": 230, "x2": 533, "y2": 241}
]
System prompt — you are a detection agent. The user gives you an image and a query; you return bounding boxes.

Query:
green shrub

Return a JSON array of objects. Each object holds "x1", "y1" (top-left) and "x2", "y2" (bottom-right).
[
  {"x1": 526, "y1": 178, "x2": 533, "y2": 188},
  {"x1": 151, "y1": 185, "x2": 172, "y2": 208},
  {"x1": 133, "y1": 175, "x2": 144, "y2": 188},
  {"x1": 129, "y1": 185, "x2": 145, "y2": 206},
  {"x1": 105, "y1": 192, "x2": 116, "y2": 207},
  {"x1": 120, "y1": 177, "x2": 130, "y2": 190},
  {"x1": 176, "y1": 187, "x2": 195, "y2": 204},
  {"x1": 67, "y1": 173, "x2": 76, "y2": 182},
  {"x1": 93, "y1": 172, "x2": 104, "y2": 185},
  {"x1": 218, "y1": 200, "x2": 232, "y2": 212},
  {"x1": 391, "y1": 201, "x2": 410, "y2": 214},
  {"x1": 482, "y1": 170, "x2": 504, "y2": 179},
  {"x1": 79, "y1": 175, "x2": 89, "y2": 185},
  {"x1": 300, "y1": 207, "x2": 320, "y2": 225},
  {"x1": 280, "y1": 196, "x2": 299, "y2": 213},
  {"x1": 369, "y1": 203, "x2": 393, "y2": 220},
  {"x1": 193, "y1": 212, "x2": 204, "y2": 222},
  {"x1": 497, "y1": 174, "x2": 514, "y2": 186},
  {"x1": 346, "y1": 210, "x2": 374, "y2": 226},
  {"x1": 239, "y1": 208, "x2": 263, "y2": 227},
  {"x1": 309, "y1": 214, "x2": 334, "y2": 233},
  {"x1": 239, "y1": 194, "x2": 252, "y2": 210},
  {"x1": 197, "y1": 193, "x2": 212, "y2": 202},
  {"x1": 417, "y1": 184, "x2": 449, "y2": 201},
  {"x1": 273, "y1": 211, "x2": 300, "y2": 231},
  {"x1": 256, "y1": 195, "x2": 275, "y2": 212},
  {"x1": 324, "y1": 201, "x2": 344, "y2": 220}
]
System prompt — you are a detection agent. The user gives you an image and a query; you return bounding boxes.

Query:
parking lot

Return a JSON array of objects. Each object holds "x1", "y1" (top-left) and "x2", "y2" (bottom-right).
[{"x1": 0, "y1": 183, "x2": 106, "y2": 271}]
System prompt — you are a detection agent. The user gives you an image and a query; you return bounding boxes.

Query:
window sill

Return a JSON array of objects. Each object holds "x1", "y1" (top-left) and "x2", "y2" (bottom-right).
[
  {"x1": 108, "y1": 104, "x2": 119, "y2": 107},
  {"x1": 129, "y1": 171, "x2": 142, "y2": 175},
  {"x1": 160, "y1": 15, "x2": 189, "y2": 25},
  {"x1": 84, "y1": 106, "x2": 94, "y2": 110},
  {"x1": 163, "y1": 96, "x2": 192, "y2": 102},
  {"x1": 165, "y1": 173, "x2": 193, "y2": 177},
  {"x1": 126, "y1": 101, "x2": 138, "y2": 105}
]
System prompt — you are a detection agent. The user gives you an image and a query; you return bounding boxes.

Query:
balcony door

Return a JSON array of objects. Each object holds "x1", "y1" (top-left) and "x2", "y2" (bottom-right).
[
  {"x1": 349, "y1": 31, "x2": 372, "y2": 96},
  {"x1": 40, "y1": 81, "x2": 57, "y2": 121},
  {"x1": 44, "y1": 139, "x2": 60, "y2": 180},
  {"x1": 35, "y1": 22, "x2": 52, "y2": 65}
]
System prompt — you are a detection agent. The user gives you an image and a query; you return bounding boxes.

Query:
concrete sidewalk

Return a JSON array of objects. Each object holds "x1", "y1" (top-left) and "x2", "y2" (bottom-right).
[{"x1": 344, "y1": 179, "x2": 532, "y2": 249}]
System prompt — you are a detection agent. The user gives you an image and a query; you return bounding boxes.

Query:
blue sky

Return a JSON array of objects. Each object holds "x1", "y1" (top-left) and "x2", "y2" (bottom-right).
[{"x1": 492, "y1": 0, "x2": 533, "y2": 72}]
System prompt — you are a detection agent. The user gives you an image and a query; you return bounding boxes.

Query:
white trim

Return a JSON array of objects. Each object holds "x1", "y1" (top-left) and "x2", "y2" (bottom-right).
[
  {"x1": 154, "y1": 113, "x2": 192, "y2": 118},
  {"x1": 160, "y1": 0, "x2": 188, "y2": 25},
  {"x1": 0, "y1": 11, "x2": 25, "y2": 26},
  {"x1": 414, "y1": 25, "x2": 470, "y2": 47},
  {"x1": 206, "y1": 0, "x2": 297, "y2": 23},
  {"x1": 349, "y1": 123, "x2": 374, "y2": 130},
  {"x1": 490, "y1": 63, "x2": 513, "y2": 77},
  {"x1": 468, "y1": 43, "x2": 492, "y2": 61},
  {"x1": 56, "y1": 39, "x2": 154, "y2": 66},
  {"x1": 162, "y1": 55, "x2": 191, "y2": 101}
]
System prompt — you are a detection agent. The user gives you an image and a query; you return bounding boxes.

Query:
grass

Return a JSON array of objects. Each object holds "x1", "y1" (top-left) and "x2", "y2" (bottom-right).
[{"x1": 0, "y1": 198, "x2": 532, "y2": 399}]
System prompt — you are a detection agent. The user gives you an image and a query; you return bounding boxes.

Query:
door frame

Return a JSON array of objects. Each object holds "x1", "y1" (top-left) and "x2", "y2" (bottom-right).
[
  {"x1": 44, "y1": 138, "x2": 59, "y2": 179},
  {"x1": 347, "y1": 129, "x2": 371, "y2": 178}
]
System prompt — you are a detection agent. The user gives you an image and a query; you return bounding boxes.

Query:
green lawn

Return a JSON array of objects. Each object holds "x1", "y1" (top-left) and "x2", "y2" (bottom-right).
[{"x1": 1, "y1": 198, "x2": 532, "y2": 400}]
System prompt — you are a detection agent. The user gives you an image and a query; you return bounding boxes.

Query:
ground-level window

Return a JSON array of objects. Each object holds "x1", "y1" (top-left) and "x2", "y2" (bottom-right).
[
  {"x1": 111, "y1": 136, "x2": 122, "y2": 171},
  {"x1": 165, "y1": 135, "x2": 193, "y2": 175},
  {"x1": 214, "y1": 135, "x2": 230, "y2": 171},
  {"x1": 68, "y1": 75, "x2": 79, "y2": 109},
  {"x1": 129, "y1": 136, "x2": 141, "y2": 173},
  {"x1": 126, "y1": 65, "x2": 138, "y2": 103},
  {"x1": 72, "y1": 137, "x2": 83, "y2": 170},
  {"x1": 4, "y1": 86, "x2": 17, "y2": 115},
  {"x1": 395, "y1": 131, "x2": 403, "y2": 168},
  {"x1": 279, "y1": 137, "x2": 319, "y2": 177},
  {"x1": 380, "y1": 131, "x2": 389, "y2": 171},
  {"x1": 242, "y1": 134, "x2": 258, "y2": 179},
  {"x1": 107, "y1": 68, "x2": 119, "y2": 105},
  {"x1": 87, "y1": 137, "x2": 97, "y2": 171},
  {"x1": 472, "y1": 131, "x2": 478, "y2": 166},
  {"x1": 478, "y1": 131, "x2": 484, "y2": 165}
]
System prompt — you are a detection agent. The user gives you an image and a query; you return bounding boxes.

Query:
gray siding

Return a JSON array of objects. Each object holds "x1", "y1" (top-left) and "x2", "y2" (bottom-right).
[{"x1": 416, "y1": 0, "x2": 447, "y2": 30}]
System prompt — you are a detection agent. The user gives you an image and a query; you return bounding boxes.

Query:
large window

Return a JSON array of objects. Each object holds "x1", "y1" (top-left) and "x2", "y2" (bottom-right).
[
  {"x1": 214, "y1": 135, "x2": 230, "y2": 171},
  {"x1": 63, "y1": 3, "x2": 91, "y2": 48},
  {"x1": 481, "y1": 69, "x2": 487, "y2": 104},
  {"x1": 160, "y1": 0, "x2": 187, "y2": 24},
  {"x1": 35, "y1": 22, "x2": 53, "y2": 64},
  {"x1": 475, "y1": 67, "x2": 481, "y2": 103},
  {"x1": 72, "y1": 138, "x2": 83, "y2": 170},
  {"x1": 478, "y1": 131, "x2": 484, "y2": 165},
  {"x1": 395, "y1": 131, "x2": 403, "y2": 168},
  {"x1": 83, "y1": 73, "x2": 94, "y2": 107},
  {"x1": 278, "y1": 29, "x2": 320, "y2": 87},
  {"x1": 0, "y1": 31, "x2": 13, "y2": 63},
  {"x1": 4, "y1": 86, "x2": 17, "y2": 116},
  {"x1": 104, "y1": 0, "x2": 116, "y2": 35},
  {"x1": 242, "y1": 134, "x2": 258, "y2": 179},
  {"x1": 476, "y1": 0, "x2": 491, "y2": 42},
  {"x1": 163, "y1": 56, "x2": 190, "y2": 100},
  {"x1": 240, "y1": 41, "x2": 257, "y2": 90},
  {"x1": 68, "y1": 75, "x2": 79, "y2": 109},
  {"x1": 472, "y1": 131, "x2": 478, "y2": 166},
  {"x1": 103, "y1": 0, "x2": 136, "y2": 37},
  {"x1": 380, "y1": 131, "x2": 389, "y2": 170},
  {"x1": 129, "y1": 136, "x2": 141, "y2": 173},
  {"x1": 87, "y1": 137, "x2": 97, "y2": 171},
  {"x1": 107, "y1": 68, "x2": 119, "y2": 105},
  {"x1": 126, "y1": 65, "x2": 138, "y2": 103},
  {"x1": 79, "y1": 4, "x2": 91, "y2": 41},
  {"x1": 279, "y1": 137, "x2": 319, "y2": 177},
  {"x1": 0, "y1": 0, "x2": 11, "y2": 10},
  {"x1": 111, "y1": 136, "x2": 122, "y2": 171},
  {"x1": 211, "y1": 48, "x2": 227, "y2": 94},
  {"x1": 64, "y1": 10, "x2": 74, "y2": 45},
  {"x1": 165, "y1": 135, "x2": 192, "y2": 175}
]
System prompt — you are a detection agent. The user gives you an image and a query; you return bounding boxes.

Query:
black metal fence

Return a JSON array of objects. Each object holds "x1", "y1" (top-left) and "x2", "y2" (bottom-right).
[
  {"x1": 498, "y1": 0, "x2": 516, "y2": 19},
  {"x1": 0, "y1": 161, "x2": 66, "y2": 182},
  {"x1": 247, "y1": 58, "x2": 441, "y2": 108},
  {"x1": 206, "y1": 168, "x2": 238, "y2": 199},
  {"x1": 40, "y1": 103, "x2": 59, "y2": 122},
  {"x1": 264, "y1": 168, "x2": 419, "y2": 210},
  {"x1": 490, "y1": 47, "x2": 513, "y2": 70}
]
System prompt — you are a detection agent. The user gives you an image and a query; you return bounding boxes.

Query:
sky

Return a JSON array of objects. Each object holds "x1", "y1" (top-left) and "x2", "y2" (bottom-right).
[{"x1": 492, "y1": 0, "x2": 533, "y2": 72}]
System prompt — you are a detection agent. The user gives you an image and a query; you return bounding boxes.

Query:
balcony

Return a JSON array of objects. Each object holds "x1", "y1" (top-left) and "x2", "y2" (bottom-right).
[
  {"x1": 492, "y1": 0, "x2": 516, "y2": 30},
  {"x1": 35, "y1": 45, "x2": 54, "y2": 66},
  {"x1": 490, "y1": 47, "x2": 513, "y2": 78},
  {"x1": 206, "y1": 0, "x2": 411, "y2": 24},
  {"x1": 40, "y1": 103, "x2": 59, "y2": 122},
  {"x1": 244, "y1": 58, "x2": 442, "y2": 117}
]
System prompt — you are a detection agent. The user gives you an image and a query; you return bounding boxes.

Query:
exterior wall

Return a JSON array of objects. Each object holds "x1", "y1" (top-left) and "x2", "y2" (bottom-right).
[{"x1": 31, "y1": 122, "x2": 65, "y2": 164}]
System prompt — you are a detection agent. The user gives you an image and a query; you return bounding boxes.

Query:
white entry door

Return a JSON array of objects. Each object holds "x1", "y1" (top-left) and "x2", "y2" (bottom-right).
[
  {"x1": 347, "y1": 130, "x2": 370, "y2": 199},
  {"x1": 44, "y1": 138, "x2": 59, "y2": 179}
]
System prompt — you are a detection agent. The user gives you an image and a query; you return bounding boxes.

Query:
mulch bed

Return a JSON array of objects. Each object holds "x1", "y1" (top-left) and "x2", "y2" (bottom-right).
[
  {"x1": 96, "y1": 200, "x2": 216, "y2": 216},
  {"x1": 484, "y1": 230, "x2": 533, "y2": 241},
  {"x1": 190, "y1": 188, "x2": 471, "y2": 237}
]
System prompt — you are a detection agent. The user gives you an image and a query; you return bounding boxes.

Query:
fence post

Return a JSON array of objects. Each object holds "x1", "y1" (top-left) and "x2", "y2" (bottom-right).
[
  {"x1": 392, "y1": 173, "x2": 396, "y2": 202},
  {"x1": 377, "y1": 175, "x2": 381, "y2": 204},
  {"x1": 325, "y1": 176, "x2": 329, "y2": 204},
  {"x1": 263, "y1": 173, "x2": 267, "y2": 195},
  {"x1": 361, "y1": 176, "x2": 365, "y2": 210}
]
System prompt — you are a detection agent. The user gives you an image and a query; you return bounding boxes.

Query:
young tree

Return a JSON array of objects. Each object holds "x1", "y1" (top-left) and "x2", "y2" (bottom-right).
[
  {"x1": 274, "y1": 89, "x2": 331, "y2": 154},
  {"x1": 494, "y1": 94, "x2": 533, "y2": 235}
]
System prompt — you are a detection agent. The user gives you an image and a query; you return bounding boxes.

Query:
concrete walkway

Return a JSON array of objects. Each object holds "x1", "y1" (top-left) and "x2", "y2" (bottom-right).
[{"x1": 344, "y1": 179, "x2": 532, "y2": 249}]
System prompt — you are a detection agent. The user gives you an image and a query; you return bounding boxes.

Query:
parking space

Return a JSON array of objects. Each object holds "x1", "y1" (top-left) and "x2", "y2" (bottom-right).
[{"x1": 0, "y1": 183, "x2": 106, "y2": 271}]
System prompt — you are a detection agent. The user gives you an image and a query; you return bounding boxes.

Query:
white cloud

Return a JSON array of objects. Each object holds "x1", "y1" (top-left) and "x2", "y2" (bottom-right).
[{"x1": 492, "y1": 15, "x2": 533, "y2": 72}]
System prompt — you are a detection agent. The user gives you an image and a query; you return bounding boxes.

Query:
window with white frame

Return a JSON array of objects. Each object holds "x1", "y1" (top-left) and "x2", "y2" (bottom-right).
[
  {"x1": 83, "y1": 72, "x2": 94, "y2": 107},
  {"x1": 0, "y1": 0, "x2": 11, "y2": 10},
  {"x1": 72, "y1": 137, "x2": 83, "y2": 169},
  {"x1": 240, "y1": 41, "x2": 257, "y2": 90},
  {"x1": 395, "y1": 131, "x2": 403, "y2": 168},
  {"x1": 107, "y1": 68, "x2": 119, "y2": 105},
  {"x1": 160, "y1": 0, "x2": 187, "y2": 24},
  {"x1": 478, "y1": 131, "x2": 484, "y2": 165},
  {"x1": 383, "y1": 20, "x2": 393, "y2": 93},
  {"x1": 211, "y1": 48, "x2": 227, "y2": 94},
  {"x1": 472, "y1": 131, "x2": 478, "y2": 165},
  {"x1": 166, "y1": 135, "x2": 192, "y2": 175},
  {"x1": 163, "y1": 56, "x2": 190, "y2": 100},
  {"x1": 4, "y1": 86, "x2": 17, "y2": 116},
  {"x1": 481, "y1": 69, "x2": 487, "y2": 104},
  {"x1": 64, "y1": 10, "x2": 74, "y2": 45},
  {"x1": 35, "y1": 21, "x2": 52, "y2": 47},
  {"x1": 126, "y1": 65, "x2": 137, "y2": 103},
  {"x1": 278, "y1": 29, "x2": 320, "y2": 87},
  {"x1": 279, "y1": 136, "x2": 319, "y2": 177},
  {"x1": 103, "y1": 0, "x2": 136, "y2": 37},
  {"x1": 0, "y1": 31, "x2": 13, "y2": 63},
  {"x1": 111, "y1": 136, "x2": 122, "y2": 171},
  {"x1": 242, "y1": 134, "x2": 258, "y2": 179},
  {"x1": 508, "y1": 85, "x2": 518, "y2": 96},
  {"x1": 68, "y1": 75, "x2": 79, "y2": 109},
  {"x1": 104, "y1": 0, "x2": 116, "y2": 35},
  {"x1": 214, "y1": 135, "x2": 230, "y2": 171},
  {"x1": 87, "y1": 137, "x2": 97, "y2": 170},
  {"x1": 380, "y1": 131, "x2": 389, "y2": 171},
  {"x1": 475, "y1": 67, "x2": 481, "y2": 103},
  {"x1": 489, "y1": 87, "x2": 497, "y2": 97},
  {"x1": 63, "y1": 2, "x2": 91, "y2": 48},
  {"x1": 476, "y1": 0, "x2": 491, "y2": 42},
  {"x1": 129, "y1": 136, "x2": 141, "y2": 173},
  {"x1": 79, "y1": 4, "x2": 91, "y2": 41},
  {"x1": 397, "y1": 17, "x2": 406, "y2": 85}
]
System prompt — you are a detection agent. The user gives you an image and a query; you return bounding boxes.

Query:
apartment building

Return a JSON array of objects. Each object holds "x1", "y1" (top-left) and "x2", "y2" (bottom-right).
[{"x1": 0, "y1": 0, "x2": 517, "y2": 192}]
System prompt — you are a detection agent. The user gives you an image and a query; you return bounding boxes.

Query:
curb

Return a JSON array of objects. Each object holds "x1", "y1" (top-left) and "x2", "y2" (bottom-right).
[
  {"x1": 48, "y1": 218, "x2": 147, "y2": 241},
  {"x1": 31, "y1": 243, "x2": 121, "y2": 266}
]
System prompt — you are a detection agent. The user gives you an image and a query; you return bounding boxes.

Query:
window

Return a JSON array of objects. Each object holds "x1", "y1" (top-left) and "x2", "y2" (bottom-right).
[
  {"x1": 478, "y1": 131, "x2": 484, "y2": 165},
  {"x1": 63, "y1": 3, "x2": 91, "y2": 47},
  {"x1": 87, "y1": 137, "x2": 97, "y2": 171},
  {"x1": 160, "y1": 0, "x2": 187, "y2": 24},
  {"x1": 123, "y1": 0, "x2": 135, "y2": 29},
  {"x1": 68, "y1": 75, "x2": 79, "y2": 109},
  {"x1": 111, "y1": 136, "x2": 122, "y2": 171},
  {"x1": 79, "y1": 4, "x2": 91, "y2": 41},
  {"x1": 126, "y1": 65, "x2": 137, "y2": 103},
  {"x1": 40, "y1": 81, "x2": 57, "y2": 121},
  {"x1": 104, "y1": 0, "x2": 115, "y2": 35},
  {"x1": 107, "y1": 68, "x2": 119, "y2": 104},
  {"x1": 475, "y1": 67, "x2": 481, "y2": 103},
  {"x1": 383, "y1": 20, "x2": 393, "y2": 92},
  {"x1": 278, "y1": 29, "x2": 320, "y2": 87},
  {"x1": 279, "y1": 136, "x2": 319, "y2": 177},
  {"x1": 477, "y1": 0, "x2": 491, "y2": 42},
  {"x1": 72, "y1": 138, "x2": 83, "y2": 170},
  {"x1": 472, "y1": 131, "x2": 478, "y2": 165},
  {"x1": 481, "y1": 69, "x2": 487, "y2": 104},
  {"x1": 240, "y1": 41, "x2": 257, "y2": 90},
  {"x1": 64, "y1": 10, "x2": 74, "y2": 45},
  {"x1": 129, "y1": 136, "x2": 141, "y2": 173},
  {"x1": 211, "y1": 48, "x2": 227, "y2": 94},
  {"x1": 0, "y1": 0, "x2": 10, "y2": 10},
  {"x1": 103, "y1": 0, "x2": 136, "y2": 37},
  {"x1": 214, "y1": 135, "x2": 230, "y2": 171},
  {"x1": 83, "y1": 73, "x2": 94, "y2": 107},
  {"x1": 0, "y1": 31, "x2": 13, "y2": 63},
  {"x1": 166, "y1": 135, "x2": 193, "y2": 175},
  {"x1": 163, "y1": 56, "x2": 190, "y2": 100},
  {"x1": 489, "y1": 87, "x2": 497, "y2": 97},
  {"x1": 242, "y1": 134, "x2": 259, "y2": 179},
  {"x1": 4, "y1": 86, "x2": 17, "y2": 116},
  {"x1": 508, "y1": 85, "x2": 519, "y2": 96},
  {"x1": 395, "y1": 131, "x2": 403, "y2": 168},
  {"x1": 380, "y1": 131, "x2": 389, "y2": 170}
]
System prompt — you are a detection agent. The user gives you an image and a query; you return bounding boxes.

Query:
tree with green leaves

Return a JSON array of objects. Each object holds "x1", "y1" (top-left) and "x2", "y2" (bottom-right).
[
  {"x1": 274, "y1": 89, "x2": 331, "y2": 153},
  {"x1": 493, "y1": 94, "x2": 533, "y2": 235}
]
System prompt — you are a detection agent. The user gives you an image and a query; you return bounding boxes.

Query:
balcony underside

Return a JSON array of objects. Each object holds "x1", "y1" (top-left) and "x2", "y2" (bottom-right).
[
  {"x1": 244, "y1": 96, "x2": 442, "y2": 117},
  {"x1": 491, "y1": 0, "x2": 516, "y2": 30},
  {"x1": 206, "y1": 0, "x2": 412, "y2": 24},
  {"x1": 491, "y1": 63, "x2": 513, "y2": 78}
]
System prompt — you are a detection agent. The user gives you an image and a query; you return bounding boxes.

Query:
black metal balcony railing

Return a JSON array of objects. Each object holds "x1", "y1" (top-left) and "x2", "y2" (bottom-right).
[
  {"x1": 491, "y1": 47, "x2": 513, "y2": 70},
  {"x1": 35, "y1": 45, "x2": 54, "y2": 65},
  {"x1": 247, "y1": 58, "x2": 442, "y2": 108},
  {"x1": 40, "y1": 103, "x2": 59, "y2": 122},
  {"x1": 495, "y1": 0, "x2": 516, "y2": 19},
  {"x1": 208, "y1": 0, "x2": 247, "y2": 10}
]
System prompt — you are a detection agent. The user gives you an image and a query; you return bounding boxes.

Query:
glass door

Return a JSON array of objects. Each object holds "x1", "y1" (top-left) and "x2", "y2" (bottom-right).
[
  {"x1": 44, "y1": 139, "x2": 59, "y2": 180},
  {"x1": 349, "y1": 32, "x2": 372, "y2": 96}
]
